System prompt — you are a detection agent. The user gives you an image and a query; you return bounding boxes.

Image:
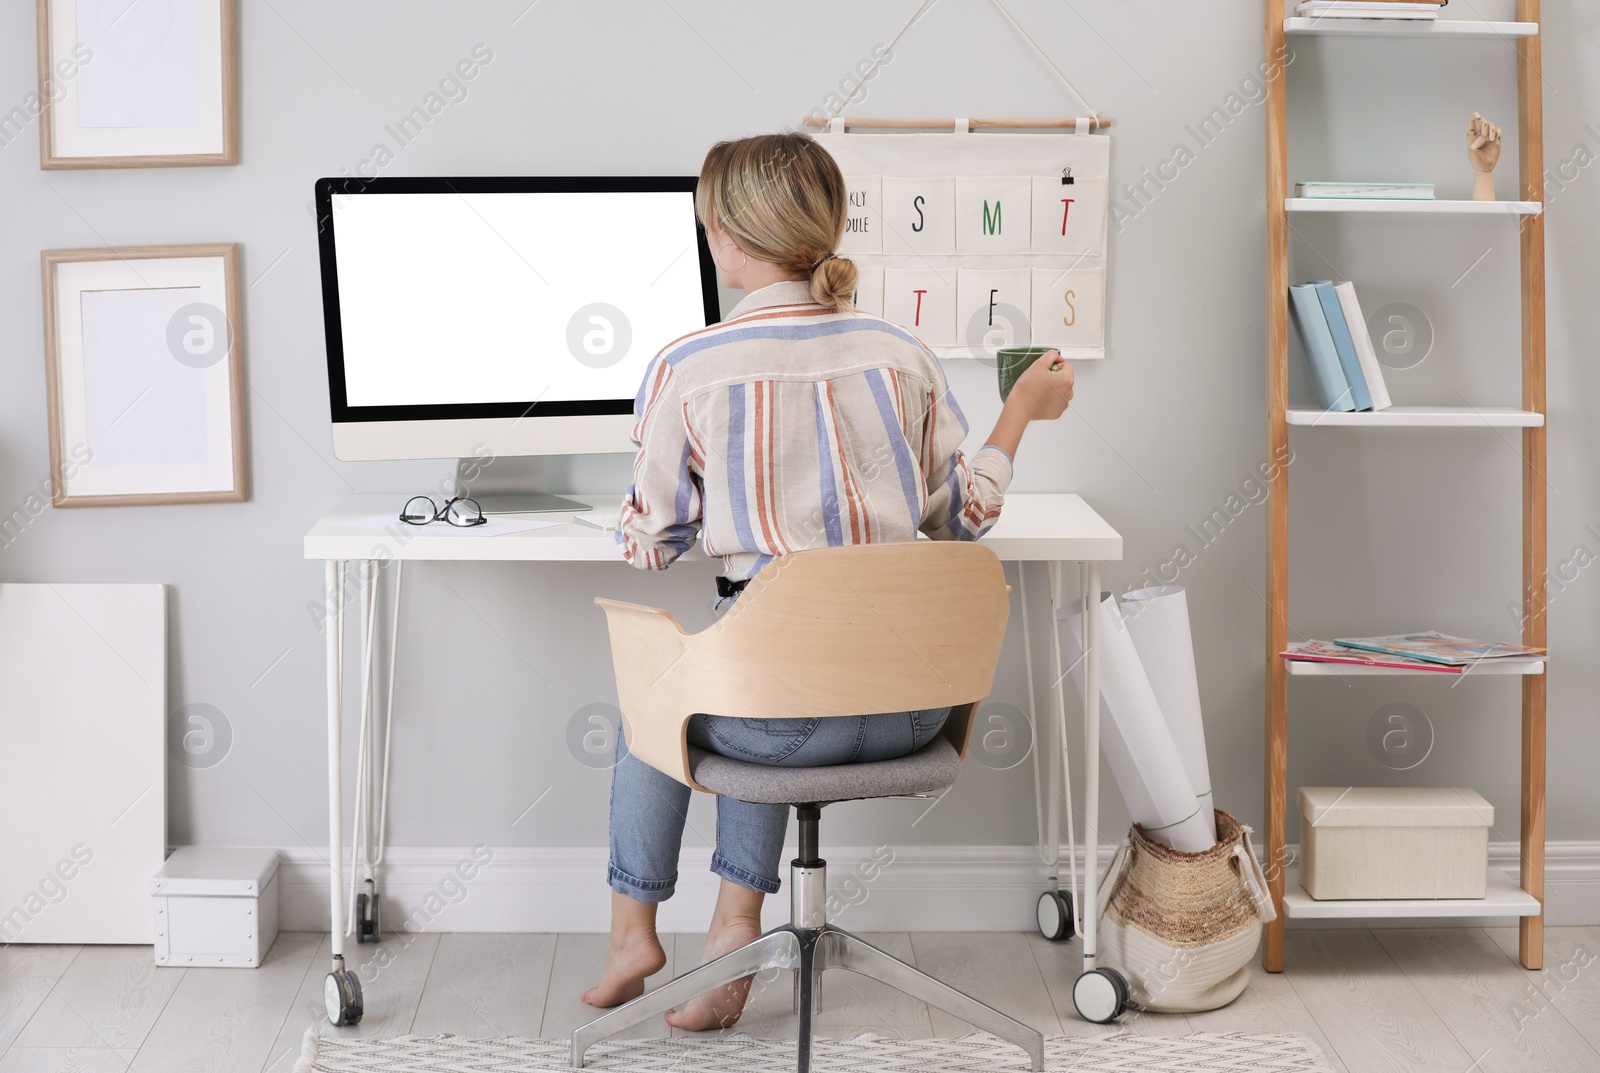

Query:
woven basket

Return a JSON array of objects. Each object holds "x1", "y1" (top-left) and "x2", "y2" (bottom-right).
[{"x1": 1097, "y1": 808, "x2": 1276, "y2": 1013}]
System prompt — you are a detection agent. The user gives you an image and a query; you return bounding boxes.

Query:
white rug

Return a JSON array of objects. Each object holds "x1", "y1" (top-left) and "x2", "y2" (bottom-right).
[{"x1": 292, "y1": 1029, "x2": 1339, "y2": 1072}]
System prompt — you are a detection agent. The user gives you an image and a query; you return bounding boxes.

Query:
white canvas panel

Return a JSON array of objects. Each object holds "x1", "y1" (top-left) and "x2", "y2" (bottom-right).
[{"x1": 0, "y1": 584, "x2": 165, "y2": 944}]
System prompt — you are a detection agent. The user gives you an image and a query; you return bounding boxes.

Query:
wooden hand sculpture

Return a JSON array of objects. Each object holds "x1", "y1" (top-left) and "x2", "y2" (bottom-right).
[{"x1": 1468, "y1": 112, "x2": 1502, "y2": 201}]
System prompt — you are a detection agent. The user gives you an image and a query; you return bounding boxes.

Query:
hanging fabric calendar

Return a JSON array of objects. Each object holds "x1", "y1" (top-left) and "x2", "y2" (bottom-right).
[
  {"x1": 812, "y1": 118, "x2": 1112, "y2": 361},
  {"x1": 802, "y1": 0, "x2": 1114, "y2": 360}
]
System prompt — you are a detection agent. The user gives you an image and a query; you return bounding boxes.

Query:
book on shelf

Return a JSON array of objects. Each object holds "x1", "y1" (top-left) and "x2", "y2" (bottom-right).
[
  {"x1": 1288, "y1": 281, "x2": 1391, "y2": 414},
  {"x1": 1288, "y1": 284, "x2": 1355, "y2": 412},
  {"x1": 1333, "y1": 632, "x2": 1547, "y2": 666},
  {"x1": 1332, "y1": 281, "x2": 1393, "y2": 410},
  {"x1": 1296, "y1": 182, "x2": 1436, "y2": 200},
  {"x1": 1281, "y1": 640, "x2": 1463, "y2": 673},
  {"x1": 1311, "y1": 282, "x2": 1373, "y2": 412},
  {"x1": 1296, "y1": 2, "x2": 1441, "y2": 18}
]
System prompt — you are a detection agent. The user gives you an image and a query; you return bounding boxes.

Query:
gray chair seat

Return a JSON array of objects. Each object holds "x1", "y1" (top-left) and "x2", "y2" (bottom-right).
[{"x1": 686, "y1": 735, "x2": 961, "y2": 805}]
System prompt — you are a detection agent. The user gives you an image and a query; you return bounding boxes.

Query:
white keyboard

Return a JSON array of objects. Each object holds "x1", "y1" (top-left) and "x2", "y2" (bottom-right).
[{"x1": 573, "y1": 510, "x2": 621, "y2": 531}]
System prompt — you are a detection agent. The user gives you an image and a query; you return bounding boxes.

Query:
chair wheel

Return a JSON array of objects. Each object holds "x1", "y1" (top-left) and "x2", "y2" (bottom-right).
[
  {"x1": 1073, "y1": 967, "x2": 1129, "y2": 1024},
  {"x1": 357, "y1": 891, "x2": 380, "y2": 944},
  {"x1": 1035, "y1": 889, "x2": 1074, "y2": 941},
  {"x1": 324, "y1": 969, "x2": 364, "y2": 1026}
]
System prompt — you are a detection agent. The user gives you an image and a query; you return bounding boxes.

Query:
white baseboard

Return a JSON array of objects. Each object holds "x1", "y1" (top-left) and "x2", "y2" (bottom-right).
[{"x1": 263, "y1": 840, "x2": 1600, "y2": 935}]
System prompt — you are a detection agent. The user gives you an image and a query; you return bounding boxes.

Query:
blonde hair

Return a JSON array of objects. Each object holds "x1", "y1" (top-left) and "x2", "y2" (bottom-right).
[{"x1": 695, "y1": 133, "x2": 859, "y2": 311}]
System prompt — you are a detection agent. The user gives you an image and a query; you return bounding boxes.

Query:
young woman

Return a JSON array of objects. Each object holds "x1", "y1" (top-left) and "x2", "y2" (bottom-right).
[{"x1": 585, "y1": 133, "x2": 1075, "y2": 1030}]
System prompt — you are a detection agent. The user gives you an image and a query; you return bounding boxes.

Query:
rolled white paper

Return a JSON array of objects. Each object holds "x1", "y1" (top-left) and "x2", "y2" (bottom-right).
[
  {"x1": 1061, "y1": 593, "x2": 1214, "y2": 852},
  {"x1": 1120, "y1": 585, "x2": 1217, "y2": 843}
]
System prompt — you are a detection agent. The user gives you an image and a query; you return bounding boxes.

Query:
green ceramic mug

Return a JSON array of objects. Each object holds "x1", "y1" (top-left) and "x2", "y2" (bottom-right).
[{"x1": 997, "y1": 346, "x2": 1060, "y2": 402}]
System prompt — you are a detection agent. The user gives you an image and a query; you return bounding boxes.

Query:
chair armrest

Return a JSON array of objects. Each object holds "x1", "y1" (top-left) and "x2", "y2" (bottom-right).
[{"x1": 593, "y1": 597, "x2": 698, "y2": 787}]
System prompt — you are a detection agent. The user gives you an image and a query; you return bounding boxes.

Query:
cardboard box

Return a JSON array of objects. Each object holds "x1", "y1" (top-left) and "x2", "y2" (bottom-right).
[
  {"x1": 1299, "y1": 787, "x2": 1492, "y2": 900},
  {"x1": 151, "y1": 847, "x2": 279, "y2": 967}
]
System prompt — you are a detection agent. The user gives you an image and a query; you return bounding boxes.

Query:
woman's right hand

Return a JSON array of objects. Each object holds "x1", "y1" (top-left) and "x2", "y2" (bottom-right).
[{"x1": 1009, "y1": 350, "x2": 1075, "y2": 421}]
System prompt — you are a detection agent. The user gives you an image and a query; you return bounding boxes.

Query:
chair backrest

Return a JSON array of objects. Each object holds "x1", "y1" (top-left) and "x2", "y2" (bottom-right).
[{"x1": 595, "y1": 541, "x2": 1011, "y2": 789}]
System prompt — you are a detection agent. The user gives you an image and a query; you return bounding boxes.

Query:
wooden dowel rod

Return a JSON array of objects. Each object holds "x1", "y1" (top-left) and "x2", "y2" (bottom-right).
[{"x1": 802, "y1": 116, "x2": 1112, "y2": 130}]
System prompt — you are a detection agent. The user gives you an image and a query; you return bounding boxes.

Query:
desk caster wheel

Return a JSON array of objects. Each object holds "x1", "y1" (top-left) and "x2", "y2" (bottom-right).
[
  {"x1": 1073, "y1": 967, "x2": 1130, "y2": 1024},
  {"x1": 357, "y1": 890, "x2": 380, "y2": 944},
  {"x1": 1036, "y1": 889, "x2": 1075, "y2": 941},
  {"x1": 325, "y1": 969, "x2": 364, "y2": 1027}
]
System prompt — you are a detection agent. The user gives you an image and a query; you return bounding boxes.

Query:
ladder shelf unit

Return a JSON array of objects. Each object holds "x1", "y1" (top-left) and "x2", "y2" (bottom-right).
[{"x1": 1261, "y1": 0, "x2": 1547, "y2": 972}]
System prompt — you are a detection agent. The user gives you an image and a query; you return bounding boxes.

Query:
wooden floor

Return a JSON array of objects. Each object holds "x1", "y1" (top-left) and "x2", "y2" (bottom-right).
[{"x1": 1, "y1": 927, "x2": 1596, "y2": 1072}]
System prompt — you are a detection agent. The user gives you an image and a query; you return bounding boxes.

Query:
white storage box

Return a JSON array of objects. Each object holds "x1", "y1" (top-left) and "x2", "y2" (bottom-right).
[
  {"x1": 1299, "y1": 786, "x2": 1492, "y2": 900},
  {"x1": 151, "y1": 848, "x2": 280, "y2": 967}
]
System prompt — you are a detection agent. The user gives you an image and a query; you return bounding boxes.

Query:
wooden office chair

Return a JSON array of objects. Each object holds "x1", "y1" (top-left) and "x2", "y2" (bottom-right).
[{"x1": 572, "y1": 541, "x2": 1044, "y2": 1073}]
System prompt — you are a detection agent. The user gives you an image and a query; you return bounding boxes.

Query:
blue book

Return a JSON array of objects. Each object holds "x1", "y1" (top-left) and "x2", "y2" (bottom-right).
[
  {"x1": 1288, "y1": 284, "x2": 1354, "y2": 412},
  {"x1": 1311, "y1": 281, "x2": 1372, "y2": 411}
]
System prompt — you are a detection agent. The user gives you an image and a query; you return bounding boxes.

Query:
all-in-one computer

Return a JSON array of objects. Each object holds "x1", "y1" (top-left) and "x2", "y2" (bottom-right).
[{"x1": 315, "y1": 175, "x2": 720, "y2": 511}]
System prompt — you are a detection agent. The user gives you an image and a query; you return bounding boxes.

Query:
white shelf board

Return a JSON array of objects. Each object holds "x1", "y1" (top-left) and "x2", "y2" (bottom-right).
[
  {"x1": 1286, "y1": 406, "x2": 1544, "y2": 427},
  {"x1": 1283, "y1": 866, "x2": 1540, "y2": 920},
  {"x1": 1286, "y1": 657, "x2": 1545, "y2": 677},
  {"x1": 1287, "y1": 197, "x2": 1542, "y2": 215},
  {"x1": 1284, "y1": 17, "x2": 1538, "y2": 39}
]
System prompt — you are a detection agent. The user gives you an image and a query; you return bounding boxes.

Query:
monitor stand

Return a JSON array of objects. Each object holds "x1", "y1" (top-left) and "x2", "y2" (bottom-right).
[{"x1": 458, "y1": 456, "x2": 591, "y2": 515}]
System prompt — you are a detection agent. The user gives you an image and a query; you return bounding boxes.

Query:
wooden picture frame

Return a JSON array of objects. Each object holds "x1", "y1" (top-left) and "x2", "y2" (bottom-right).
[
  {"x1": 37, "y1": 0, "x2": 238, "y2": 169},
  {"x1": 41, "y1": 244, "x2": 248, "y2": 506}
]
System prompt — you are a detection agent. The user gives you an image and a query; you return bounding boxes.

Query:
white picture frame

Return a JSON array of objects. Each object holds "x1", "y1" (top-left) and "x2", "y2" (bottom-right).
[
  {"x1": 41, "y1": 244, "x2": 248, "y2": 506},
  {"x1": 37, "y1": 0, "x2": 238, "y2": 169}
]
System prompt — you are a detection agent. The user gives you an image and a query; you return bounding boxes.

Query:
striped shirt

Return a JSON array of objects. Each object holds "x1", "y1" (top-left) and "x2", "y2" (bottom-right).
[{"x1": 616, "y1": 280, "x2": 1014, "y2": 581}]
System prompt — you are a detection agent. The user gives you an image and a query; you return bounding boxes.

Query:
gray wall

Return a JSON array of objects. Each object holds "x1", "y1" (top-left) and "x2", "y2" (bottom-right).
[{"x1": 2, "y1": 1, "x2": 1593, "y2": 863}]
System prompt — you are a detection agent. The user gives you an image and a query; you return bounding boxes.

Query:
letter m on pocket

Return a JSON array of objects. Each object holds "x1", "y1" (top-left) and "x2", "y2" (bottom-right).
[{"x1": 982, "y1": 200, "x2": 1002, "y2": 235}]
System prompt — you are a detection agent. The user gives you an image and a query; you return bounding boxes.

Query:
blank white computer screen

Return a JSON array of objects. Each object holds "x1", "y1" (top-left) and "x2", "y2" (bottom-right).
[{"x1": 330, "y1": 190, "x2": 709, "y2": 407}]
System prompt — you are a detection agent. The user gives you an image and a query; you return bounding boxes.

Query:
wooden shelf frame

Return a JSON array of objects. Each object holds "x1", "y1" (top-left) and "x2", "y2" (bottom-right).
[
  {"x1": 1260, "y1": 0, "x2": 1547, "y2": 972},
  {"x1": 1284, "y1": 657, "x2": 1545, "y2": 677},
  {"x1": 1286, "y1": 197, "x2": 1542, "y2": 215},
  {"x1": 1280, "y1": 866, "x2": 1541, "y2": 919},
  {"x1": 1283, "y1": 17, "x2": 1539, "y2": 39},
  {"x1": 1285, "y1": 406, "x2": 1543, "y2": 427}
]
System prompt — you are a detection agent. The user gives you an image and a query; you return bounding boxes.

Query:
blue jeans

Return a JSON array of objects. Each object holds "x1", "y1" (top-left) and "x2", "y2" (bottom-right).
[{"x1": 607, "y1": 707, "x2": 951, "y2": 902}]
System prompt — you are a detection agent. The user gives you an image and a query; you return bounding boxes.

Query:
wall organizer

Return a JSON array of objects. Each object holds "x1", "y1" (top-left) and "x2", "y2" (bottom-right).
[{"x1": 811, "y1": 117, "x2": 1112, "y2": 362}]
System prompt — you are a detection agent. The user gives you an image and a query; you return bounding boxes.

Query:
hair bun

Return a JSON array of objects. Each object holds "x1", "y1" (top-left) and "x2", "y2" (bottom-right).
[{"x1": 809, "y1": 254, "x2": 858, "y2": 312}]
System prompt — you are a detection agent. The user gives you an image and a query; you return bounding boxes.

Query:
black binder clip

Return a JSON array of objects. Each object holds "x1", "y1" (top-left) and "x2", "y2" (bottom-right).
[{"x1": 1061, "y1": 166, "x2": 1074, "y2": 186}]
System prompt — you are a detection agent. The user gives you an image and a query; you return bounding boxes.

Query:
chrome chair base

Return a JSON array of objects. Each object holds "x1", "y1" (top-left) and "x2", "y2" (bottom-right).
[{"x1": 570, "y1": 921, "x2": 1044, "y2": 1072}]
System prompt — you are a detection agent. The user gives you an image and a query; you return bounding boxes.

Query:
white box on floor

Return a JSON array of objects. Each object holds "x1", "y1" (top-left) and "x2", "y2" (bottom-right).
[
  {"x1": 151, "y1": 847, "x2": 280, "y2": 967},
  {"x1": 1299, "y1": 786, "x2": 1492, "y2": 900}
]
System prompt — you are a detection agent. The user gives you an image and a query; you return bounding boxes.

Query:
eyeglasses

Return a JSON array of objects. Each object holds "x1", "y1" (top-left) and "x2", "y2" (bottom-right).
[{"x1": 399, "y1": 495, "x2": 486, "y2": 527}]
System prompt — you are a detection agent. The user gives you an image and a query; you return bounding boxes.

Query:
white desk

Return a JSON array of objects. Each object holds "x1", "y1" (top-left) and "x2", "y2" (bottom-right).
[{"x1": 304, "y1": 493, "x2": 1122, "y2": 1022}]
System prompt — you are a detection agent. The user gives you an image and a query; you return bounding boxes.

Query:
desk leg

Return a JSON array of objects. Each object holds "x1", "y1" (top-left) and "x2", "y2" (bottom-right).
[
  {"x1": 1046, "y1": 561, "x2": 1076, "y2": 930},
  {"x1": 327, "y1": 559, "x2": 345, "y2": 964},
  {"x1": 1019, "y1": 563, "x2": 1050, "y2": 881},
  {"x1": 323, "y1": 560, "x2": 364, "y2": 1024},
  {"x1": 1081, "y1": 561, "x2": 1101, "y2": 974}
]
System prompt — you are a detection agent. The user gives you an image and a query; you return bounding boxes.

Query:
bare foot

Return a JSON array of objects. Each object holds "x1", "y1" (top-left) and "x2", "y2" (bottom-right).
[
  {"x1": 663, "y1": 915, "x2": 763, "y2": 1031},
  {"x1": 581, "y1": 927, "x2": 667, "y2": 1008}
]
